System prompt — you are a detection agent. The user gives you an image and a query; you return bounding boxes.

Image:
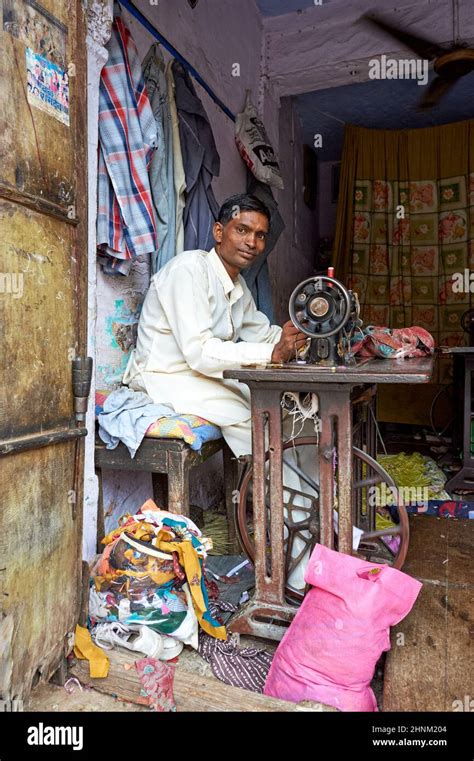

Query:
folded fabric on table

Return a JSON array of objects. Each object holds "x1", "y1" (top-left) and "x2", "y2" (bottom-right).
[{"x1": 96, "y1": 388, "x2": 222, "y2": 454}]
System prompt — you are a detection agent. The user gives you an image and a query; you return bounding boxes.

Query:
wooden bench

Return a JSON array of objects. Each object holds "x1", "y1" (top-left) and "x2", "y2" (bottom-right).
[{"x1": 95, "y1": 433, "x2": 239, "y2": 550}]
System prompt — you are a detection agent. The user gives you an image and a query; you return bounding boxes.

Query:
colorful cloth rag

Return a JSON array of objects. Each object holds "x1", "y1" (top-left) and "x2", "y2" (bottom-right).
[
  {"x1": 406, "y1": 500, "x2": 474, "y2": 519},
  {"x1": 97, "y1": 15, "x2": 158, "y2": 275},
  {"x1": 351, "y1": 325, "x2": 435, "y2": 359},
  {"x1": 135, "y1": 657, "x2": 176, "y2": 712}
]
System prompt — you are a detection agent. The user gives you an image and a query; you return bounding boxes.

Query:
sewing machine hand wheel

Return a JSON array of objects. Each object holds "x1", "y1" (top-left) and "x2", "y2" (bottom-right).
[
  {"x1": 234, "y1": 438, "x2": 409, "y2": 602},
  {"x1": 289, "y1": 276, "x2": 352, "y2": 338}
]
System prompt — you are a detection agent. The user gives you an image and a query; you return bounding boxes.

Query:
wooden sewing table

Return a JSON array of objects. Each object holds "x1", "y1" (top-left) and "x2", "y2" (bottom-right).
[{"x1": 223, "y1": 356, "x2": 435, "y2": 640}]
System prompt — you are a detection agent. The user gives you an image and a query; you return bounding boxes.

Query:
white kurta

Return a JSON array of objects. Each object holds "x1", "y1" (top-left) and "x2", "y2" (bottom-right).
[
  {"x1": 123, "y1": 247, "x2": 282, "y2": 434},
  {"x1": 124, "y1": 247, "x2": 313, "y2": 591}
]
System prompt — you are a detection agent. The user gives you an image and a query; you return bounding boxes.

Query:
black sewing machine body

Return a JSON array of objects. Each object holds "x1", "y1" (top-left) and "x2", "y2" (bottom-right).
[{"x1": 289, "y1": 275, "x2": 362, "y2": 366}]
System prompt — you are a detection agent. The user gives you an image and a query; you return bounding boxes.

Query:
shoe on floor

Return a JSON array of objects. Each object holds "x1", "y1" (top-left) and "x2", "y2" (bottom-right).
[{"x1": 92, "y1": 622, "x2": 183, "y2": 661}]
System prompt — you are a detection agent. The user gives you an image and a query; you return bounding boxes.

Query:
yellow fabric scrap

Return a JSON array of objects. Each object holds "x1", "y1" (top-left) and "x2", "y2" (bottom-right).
[
  {"x1": 155, "y1": 536, "x2": 226, "y2": 640},
  {"x1": 73, "y1": 624, "x2": 109, "y2": 679}
]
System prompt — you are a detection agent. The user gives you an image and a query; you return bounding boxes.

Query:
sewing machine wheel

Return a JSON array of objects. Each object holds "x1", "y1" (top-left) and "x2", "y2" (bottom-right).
[
  {"x1": 234, "y1": 437, "x2": 409, "y2": 602},
  {"x1": 289, "y1": 276, "x2": 352, "y2": 338}
]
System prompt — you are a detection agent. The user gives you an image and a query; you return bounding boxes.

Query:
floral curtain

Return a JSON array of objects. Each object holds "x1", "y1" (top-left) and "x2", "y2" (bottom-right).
[{"x1": 333, "y1": 121, "x2": 474, "y2": 384}]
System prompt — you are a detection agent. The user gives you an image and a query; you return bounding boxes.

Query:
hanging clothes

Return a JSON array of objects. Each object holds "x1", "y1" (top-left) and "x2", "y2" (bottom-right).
[
  {"x1": 172, "y1": 60, "x2": 220, "y2": 252},
  {"x1": 97, "y1": 15, "x2": 158, "y2": 276},
  {"x1": 142, "y1": 43, "x2": 177, "y2": 274},
  {"x1": 166, "y1": 61, "x2": 186, "y2": 257},
  {"x1": 240, "y1": 174, "x2": 285, "y2": 322}
]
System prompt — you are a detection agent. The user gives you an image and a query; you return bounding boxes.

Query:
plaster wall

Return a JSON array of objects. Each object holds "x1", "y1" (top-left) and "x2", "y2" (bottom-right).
[{"x1": 263, "y1": 0, "x2": 474, "y2": 96}]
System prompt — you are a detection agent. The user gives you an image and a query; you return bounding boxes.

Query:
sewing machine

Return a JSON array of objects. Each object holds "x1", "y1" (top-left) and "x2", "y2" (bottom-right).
[
  {"x1": 223, "y1": 272, "x2": 435, "y2": 640},
  {"x1": 288, "y1": 268, "x2": 361, "y2": 366}
]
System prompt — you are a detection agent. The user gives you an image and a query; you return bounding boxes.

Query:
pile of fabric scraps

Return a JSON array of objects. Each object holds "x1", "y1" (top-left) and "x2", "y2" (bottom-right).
[
  {"x1": 369, "y1": 452, "x2": 452, "y2": 551},
  {"x1": 89, "y1": 499, "x2": 226, "y2": 661},
  {"x1": 351, "y1": 325, "x2": 434, "y2": 359},
  {"x1": 376, "y1": 452, "x2": 451, "y2": 506}
]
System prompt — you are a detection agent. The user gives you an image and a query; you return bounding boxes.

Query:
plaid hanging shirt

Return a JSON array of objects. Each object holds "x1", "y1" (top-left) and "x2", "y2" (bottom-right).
[{"x1": 97, "y1": 16, "x2": 158, "y2": 275}]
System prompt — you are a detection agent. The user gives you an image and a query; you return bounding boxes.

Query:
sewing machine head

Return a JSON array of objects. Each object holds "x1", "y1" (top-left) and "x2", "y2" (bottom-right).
[{"x1": 288, "y1": 269, "x2": 362, "y2": 366}]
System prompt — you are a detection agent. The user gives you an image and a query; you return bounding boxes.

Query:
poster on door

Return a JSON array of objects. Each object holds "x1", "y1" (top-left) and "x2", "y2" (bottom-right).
[
  {"x1": 26, "y1": 47, "x2": 69, "y2": 126},
  {"x1": 2, "y1": 0, "x2": 67, "y2": 69}
]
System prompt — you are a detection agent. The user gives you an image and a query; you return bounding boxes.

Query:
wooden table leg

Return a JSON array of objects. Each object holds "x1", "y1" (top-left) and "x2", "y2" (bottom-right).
[
  {"x1": 167, "y1": 450, "x2": 189, "y2": 516},
  {"x1": 223, "y1": 441, "x2": 240, "y2": 553}
]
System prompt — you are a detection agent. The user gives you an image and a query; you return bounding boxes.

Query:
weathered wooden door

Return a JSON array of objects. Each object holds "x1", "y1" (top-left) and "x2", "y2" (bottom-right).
[{"x1": 0, "y1": 0, "x2": 87, "y2": 702}]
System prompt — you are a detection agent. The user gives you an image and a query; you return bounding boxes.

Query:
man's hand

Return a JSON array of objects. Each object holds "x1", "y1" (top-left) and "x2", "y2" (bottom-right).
[{"x1": 271, "y1": 320, "x2": 308, "y2": 363}]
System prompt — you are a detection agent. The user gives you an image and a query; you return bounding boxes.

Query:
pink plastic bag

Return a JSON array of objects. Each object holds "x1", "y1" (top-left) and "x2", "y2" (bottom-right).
[{"x1": 264, "y1": 545, "x2": 422, "y2": 712}]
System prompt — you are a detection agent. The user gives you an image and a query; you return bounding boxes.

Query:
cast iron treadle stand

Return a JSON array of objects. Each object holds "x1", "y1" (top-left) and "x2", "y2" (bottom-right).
[{"x1": 224, "y1": 357, "x2": 434, "y2": 641}]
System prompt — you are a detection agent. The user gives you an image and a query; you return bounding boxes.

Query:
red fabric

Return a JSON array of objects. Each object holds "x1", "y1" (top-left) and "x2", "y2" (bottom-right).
[{"x1": 352, "y1": 325, "x2": 435, "y2": 359}]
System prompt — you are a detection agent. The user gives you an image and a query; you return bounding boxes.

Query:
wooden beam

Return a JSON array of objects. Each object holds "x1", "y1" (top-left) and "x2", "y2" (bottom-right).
[{"x1": 70, "y1": 648, "x2": 337, "y2": 713}]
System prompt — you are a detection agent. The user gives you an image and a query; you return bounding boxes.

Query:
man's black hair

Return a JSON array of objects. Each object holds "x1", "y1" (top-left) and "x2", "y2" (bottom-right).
[{"x1": 217, "y1": 194, "x2": 271, "y2": 227}]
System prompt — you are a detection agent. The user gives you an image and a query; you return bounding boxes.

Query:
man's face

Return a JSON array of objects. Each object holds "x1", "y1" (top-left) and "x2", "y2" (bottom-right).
[{"x1": 213, "y1": 210, "x2": 269, "y2": 277}]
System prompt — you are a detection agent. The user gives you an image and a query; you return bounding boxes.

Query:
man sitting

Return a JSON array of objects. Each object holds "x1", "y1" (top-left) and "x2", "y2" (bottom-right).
[
  {"x1": 123, "y1": 193, "x2": 307, "y2": 458},
  {"x1": 123, "y1": 193, "x2": 312, "y2": 590}
]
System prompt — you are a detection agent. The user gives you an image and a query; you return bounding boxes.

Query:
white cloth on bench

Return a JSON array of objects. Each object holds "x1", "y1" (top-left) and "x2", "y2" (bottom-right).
[{"x1": 98, "y1": 386, "x2": 175, "y2": 457}]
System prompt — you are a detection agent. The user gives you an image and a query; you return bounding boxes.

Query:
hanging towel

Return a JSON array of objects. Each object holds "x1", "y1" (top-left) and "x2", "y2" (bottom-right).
[
  {"x1": 172, "y1": 60, "x2": 220, "y2": 252},
  {"x1": 97, "y1": 15, "x2": 158, "y2": 276},
  {"x1": 142, "y1": 44, "x2": 177, "y2": 274}
]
